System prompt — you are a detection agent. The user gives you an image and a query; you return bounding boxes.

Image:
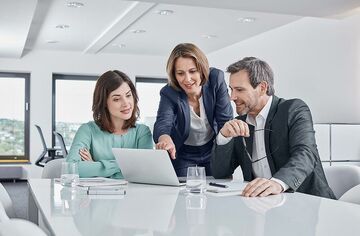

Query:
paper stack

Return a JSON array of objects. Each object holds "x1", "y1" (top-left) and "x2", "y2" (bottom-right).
[
  {"x1": 77, "y1": 177, "x2": 127, "y2": 195},
  {"x1": 86, "y1": 185, "x2": 126, "y2": 195}
]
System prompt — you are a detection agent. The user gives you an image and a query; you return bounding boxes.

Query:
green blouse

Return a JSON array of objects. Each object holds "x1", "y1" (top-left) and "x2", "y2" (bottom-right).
[{"x1": 66, "y1": 121, "x2": 153, "y2": 179}]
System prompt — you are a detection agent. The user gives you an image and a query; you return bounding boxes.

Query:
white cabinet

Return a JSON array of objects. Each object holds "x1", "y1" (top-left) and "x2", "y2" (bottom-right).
[
  {"x1": 331, "y1": 125, "x2": 360, "y2": 162},
  {"x1": 314, "y1": 123, "x2": 360, "y2": 166},
  {"x1": 314, "y1": 124, "x2": 331, "y2": 161}
]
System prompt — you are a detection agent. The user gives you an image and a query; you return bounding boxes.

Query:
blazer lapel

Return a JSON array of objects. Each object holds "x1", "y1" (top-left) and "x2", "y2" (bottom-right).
[
  {"x1": 264, "y1": 96, "x2": 280, "y2": 175},
  {"x1": 201, "y1": 80, "x2": 214, "y2": 129},
  {"x1": 238, "y1": 116, "x2": 254, "y2": 181},
  {"x1": 179, "y1": 91, "x2": 190, "y2": 141}
]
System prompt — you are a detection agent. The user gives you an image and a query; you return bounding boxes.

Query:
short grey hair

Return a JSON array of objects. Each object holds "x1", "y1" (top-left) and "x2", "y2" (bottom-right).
[{"x1": 226, "y1": 57, "x2": 275, "y2": 96}]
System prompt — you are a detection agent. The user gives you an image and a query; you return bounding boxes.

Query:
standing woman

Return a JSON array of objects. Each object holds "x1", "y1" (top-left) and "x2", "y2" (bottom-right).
[
  {"x1": 153, "y1": 43, "x2": 233, "y2": 176},
  {"x1": 66, "y1": 70, "x2": 153, "y2": 179}
]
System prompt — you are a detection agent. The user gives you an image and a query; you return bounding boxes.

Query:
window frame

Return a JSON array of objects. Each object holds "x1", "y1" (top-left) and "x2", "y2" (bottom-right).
[
  {"x1": 52, "y1": 74, "x2": 98, "y2": 147},
  {"x1": 136, "y1": 77, "x2": 168, "y2": 84},
  {"x1": 0, "y1": 72, "x2": 30, "y2": 163}
]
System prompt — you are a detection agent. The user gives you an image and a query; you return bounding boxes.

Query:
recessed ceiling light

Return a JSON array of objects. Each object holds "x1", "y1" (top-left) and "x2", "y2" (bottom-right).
[
  {"x1": 66, "y1": 2, "x2": 84, "y2": 8},
  {"x1": 131, "y1": 29, "x2": 146, "y2": 34},
  {"x1": 46, "y1": 40, "x2": 59, "y2": 44},
  {"x1": 237, "y1": 17, "x2": 256, "y2": 23},
  {"x1": 202, "y1": 34, "x2": 217, "y2": 39},
  {"x1": 55, "y1": 24, "x2": 70, "y2": 29},
  {"x1": 112, "y1": 43, "x2": 126, "y2": 48},
  {"x1": 157, "y1": 10, "x2": 174, "y2": 15}
]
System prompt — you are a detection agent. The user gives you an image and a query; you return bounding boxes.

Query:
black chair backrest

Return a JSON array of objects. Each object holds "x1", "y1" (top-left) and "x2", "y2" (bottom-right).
[
  {"x1": 35, "y1": 125, "x2": 47, "y2": 150},
  {"x1": 53, "y1": 131, "x2": 68, "y2": 158}
]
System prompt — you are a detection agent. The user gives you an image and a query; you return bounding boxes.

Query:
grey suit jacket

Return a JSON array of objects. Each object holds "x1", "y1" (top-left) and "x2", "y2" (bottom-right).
[{"x1": 211, "y1": 96, "x2": 336, "y2": 199}]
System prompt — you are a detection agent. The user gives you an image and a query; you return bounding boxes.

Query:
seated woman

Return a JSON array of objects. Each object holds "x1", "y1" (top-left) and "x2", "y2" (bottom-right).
[
  {"x1": 153, "y1": 43, "x2": 233, "y2": 177},
  {"x1": 66, "y1": 70, "x2": 153, "y2": 178}
]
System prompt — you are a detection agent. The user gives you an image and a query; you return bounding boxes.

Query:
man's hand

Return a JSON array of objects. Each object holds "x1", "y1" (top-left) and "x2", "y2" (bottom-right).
[
  {"x1": 220, "y1": 119, "x2": 250, "y2": 138},
  {"x1": 242, "y1": 178, "x2": 283, "y2": 197},
  {"x1": 156, "y1": 134, "x2": 176, "y2": 159}
]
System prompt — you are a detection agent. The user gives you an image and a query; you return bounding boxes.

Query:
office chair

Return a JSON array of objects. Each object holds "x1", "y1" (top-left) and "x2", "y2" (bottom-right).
[
  {"x1": 0, "y1": 201, "x2": 10, "y2": 222},
  {"x1": 324, "y1": 165, "x2": 360, "y2": 199},
  {"x1": 53, "y1": 131, "x2": 68, "y2": 158},
  {"x1": 0, "y1": 184, "x2": 15, "y2": 218},
  {"x1": 0, "y1": 218, "x2": 47, "y2": 236},
  {"x1": 41, "y1": 158, "x2": 64, "y2": 179},
  {"x1": 34, "y1": 125, "x2": 61, "y2": 167},
  {"x1": 340, "y1": 184, "x2": 360, "y2": 205}
]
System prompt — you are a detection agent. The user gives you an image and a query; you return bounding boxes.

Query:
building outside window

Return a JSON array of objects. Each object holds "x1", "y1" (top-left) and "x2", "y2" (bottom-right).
[
  {"x1": 0, "y1": 72, "x2": 30, "y2": 163},
  {"x1": 52, "y1": 74, "x2": 97, "y2": 148},
  {"x1": 135, "y1": 77, "x2": 167, "y2": 133}
]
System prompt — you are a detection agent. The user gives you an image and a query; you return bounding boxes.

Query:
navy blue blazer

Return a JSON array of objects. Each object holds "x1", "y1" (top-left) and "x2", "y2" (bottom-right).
[{"x1": 153, "y1": 67, "x2": 233, "y2": 154}]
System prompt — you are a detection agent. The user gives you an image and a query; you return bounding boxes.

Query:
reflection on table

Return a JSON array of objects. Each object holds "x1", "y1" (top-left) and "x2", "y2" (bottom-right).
[{"x1": 28, "y1": 179, "x2": 360, "y2": 236}]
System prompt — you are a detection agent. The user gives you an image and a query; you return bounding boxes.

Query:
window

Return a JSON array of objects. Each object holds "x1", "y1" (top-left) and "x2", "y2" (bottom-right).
[
  {"x1": 52, "y1": 74, "x2": 98, "y2": 148},
  {"x1": 136, "y1": 77, "x2": 167, "y2": 133},
  {"x1": 0, "y1": 72, "x2": 30, "y2": 163}
]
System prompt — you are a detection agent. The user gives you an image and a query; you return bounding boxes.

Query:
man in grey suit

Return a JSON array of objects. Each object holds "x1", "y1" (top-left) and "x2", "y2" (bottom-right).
[{"x1": 211, "y1": 57, "x2": 335, "y2": 199}]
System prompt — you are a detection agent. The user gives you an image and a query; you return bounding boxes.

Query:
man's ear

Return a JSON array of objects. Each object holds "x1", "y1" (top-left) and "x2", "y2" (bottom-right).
[{"x1": 258, "y1": 81, "x2": 268, "y2": 95}]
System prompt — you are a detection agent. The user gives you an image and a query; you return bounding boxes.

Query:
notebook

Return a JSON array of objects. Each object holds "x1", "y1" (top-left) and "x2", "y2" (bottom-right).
[{"x1": 112, "y1": 148, "x2": 185, "y2": 186}]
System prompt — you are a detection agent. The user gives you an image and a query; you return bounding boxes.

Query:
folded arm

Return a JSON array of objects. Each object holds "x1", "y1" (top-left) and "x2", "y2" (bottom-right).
[{"x1": 66, "y1": 124, "x2": 120, "y2": 178}]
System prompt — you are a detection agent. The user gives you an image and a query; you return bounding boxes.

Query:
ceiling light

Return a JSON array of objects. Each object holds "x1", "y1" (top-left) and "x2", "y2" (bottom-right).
[
  {"x1": 202, "y1": 34, "x2": 217, "y2": 39},
  {"x1": 112, "y1": 43, "x2": 126, "y2": 48},
  {"x1": 157, "y1": 10, "x2": 174, "y2": 15},
  {"x1": 66, "y1": 2, "x2": 84, "y2": 8},
  {"x1": 131, "y1": 29, "x2": 146, "y2": 34},
  {"x1": 237, "y1": 17, "x2": 256, "y2": 23},
  {"x1": 55, "y1": 24, "x2": 70, "y2": 29},
  {"x1": 46, "y1": 40, "x2": 59, "y2": 44}
]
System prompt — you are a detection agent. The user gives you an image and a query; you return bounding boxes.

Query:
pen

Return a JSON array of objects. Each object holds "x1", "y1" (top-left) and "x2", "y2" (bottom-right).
[{"x1": 209, "y1": 182, "x2": 228, "y2": 188}]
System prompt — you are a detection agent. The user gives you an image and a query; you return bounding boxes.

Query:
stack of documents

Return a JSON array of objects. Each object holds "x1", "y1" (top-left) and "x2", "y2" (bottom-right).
[
  {"x1": 77, "y1": 177, "x2": 127, "y2": 195},
  {"x1": 86, "y1": 185, "x2": 126, "y2": 195}
]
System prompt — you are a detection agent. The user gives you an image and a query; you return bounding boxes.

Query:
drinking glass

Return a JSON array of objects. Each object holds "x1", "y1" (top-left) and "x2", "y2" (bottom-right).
[
  {"x1": 186, "y1": 166, "x2": 206, "y2": 193},
  {"x1": 60, "y1": 162, "x2": 79, "y2": 187}
]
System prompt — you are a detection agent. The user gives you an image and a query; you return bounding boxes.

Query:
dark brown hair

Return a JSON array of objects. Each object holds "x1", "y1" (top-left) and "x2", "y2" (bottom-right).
[
  {"x1": 166, "y1": 43, "x2": 209, "y2": 91},
  {"x1": 92, "y1": 70, "x2": 139, "y2": 132},
  {"x1": 227, "y1": 57, "x2": 275, "y2": 96}
]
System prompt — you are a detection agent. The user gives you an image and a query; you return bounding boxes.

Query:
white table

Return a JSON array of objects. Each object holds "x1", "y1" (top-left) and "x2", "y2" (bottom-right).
[{"x1": 28, "y1": 179, "x2": 360, "y2": 236}]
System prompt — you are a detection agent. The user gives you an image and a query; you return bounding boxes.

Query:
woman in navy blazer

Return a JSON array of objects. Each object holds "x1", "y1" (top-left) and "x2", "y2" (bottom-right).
[{"x1": 153, "y1": 43, "x2": 233, "y2": 176}]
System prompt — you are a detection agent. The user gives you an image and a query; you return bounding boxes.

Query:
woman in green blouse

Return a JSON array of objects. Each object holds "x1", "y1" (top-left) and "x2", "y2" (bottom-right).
[{"x1": 66, "y1": 70, "x2": 153, "y2": 178}]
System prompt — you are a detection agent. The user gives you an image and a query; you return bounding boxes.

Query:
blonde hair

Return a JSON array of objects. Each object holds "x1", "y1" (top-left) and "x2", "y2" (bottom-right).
[{"x1": 166, "y1": 43, "x2": 209, "y2": 91}]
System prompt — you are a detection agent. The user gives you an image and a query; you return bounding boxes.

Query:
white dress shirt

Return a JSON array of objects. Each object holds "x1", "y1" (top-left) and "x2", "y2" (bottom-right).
[
  {"x1": 216, "y1": 96, "x2": 289, "y2": 191},
  {"x1": 184, "y1": 96, "x2": 214, "y2": 146}
]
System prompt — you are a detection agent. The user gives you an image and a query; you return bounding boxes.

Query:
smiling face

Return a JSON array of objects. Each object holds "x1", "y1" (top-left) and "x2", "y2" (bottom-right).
[
  {"x1": 229, "y1": 70, "x2": 268, "y2": 116},
  {"x1": 106, "y1": 82, "x2": 134, "y2": 123},
  {"x1": 174, "y1": 57, "x2": 202, "y2": 96}
]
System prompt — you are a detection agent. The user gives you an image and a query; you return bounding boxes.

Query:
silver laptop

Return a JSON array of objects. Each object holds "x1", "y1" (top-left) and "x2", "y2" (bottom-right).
[{"x1": 112, "y1": 148, "x2": 185, "y2": 186}]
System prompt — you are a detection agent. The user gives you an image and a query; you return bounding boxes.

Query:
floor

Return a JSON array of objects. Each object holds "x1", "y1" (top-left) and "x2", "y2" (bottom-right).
[{"x1": 1, "y1": 180, "x2": 29, "y2": 219}]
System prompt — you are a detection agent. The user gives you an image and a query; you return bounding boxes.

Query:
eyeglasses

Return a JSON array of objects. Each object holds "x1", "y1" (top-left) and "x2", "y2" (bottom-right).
[{"x1": 241, "y1": 128, "x2": 278, "y2": 163}]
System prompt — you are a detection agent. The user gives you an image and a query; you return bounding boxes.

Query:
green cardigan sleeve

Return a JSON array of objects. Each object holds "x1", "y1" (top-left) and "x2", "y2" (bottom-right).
[{"x1": 136, "y1": 124, "x2": 154, "y2": 149}]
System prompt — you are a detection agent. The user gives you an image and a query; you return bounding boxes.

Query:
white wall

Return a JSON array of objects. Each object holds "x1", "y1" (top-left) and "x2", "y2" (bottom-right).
[
  {"x1": 208, "y1": 13, "x2": 360, "y2": 123},
  {"x1": 0, "y1": 50, "x2": 167, "y2": 178}
]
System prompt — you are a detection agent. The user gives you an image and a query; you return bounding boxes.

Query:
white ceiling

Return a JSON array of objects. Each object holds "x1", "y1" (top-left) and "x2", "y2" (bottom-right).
[{"x1": 1, "y1": 0, "x2": 360, "y2": 58}]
